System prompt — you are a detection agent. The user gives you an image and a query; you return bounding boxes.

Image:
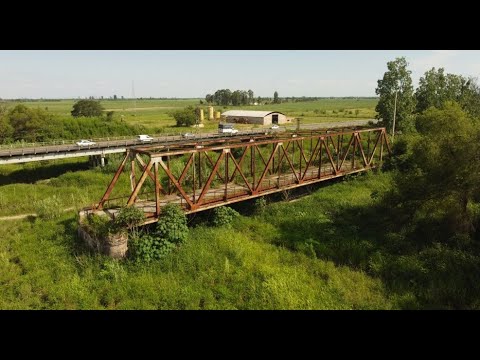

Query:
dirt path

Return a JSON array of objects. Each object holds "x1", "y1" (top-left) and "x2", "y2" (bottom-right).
[{"x1": 0, "y1": 207, "x2": 75, "y2": 221}]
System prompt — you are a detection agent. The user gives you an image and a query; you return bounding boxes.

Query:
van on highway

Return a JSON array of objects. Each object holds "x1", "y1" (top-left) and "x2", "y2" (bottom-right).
[{"x1": 218, "y1": 123, "x2": 238, "y2": 134}]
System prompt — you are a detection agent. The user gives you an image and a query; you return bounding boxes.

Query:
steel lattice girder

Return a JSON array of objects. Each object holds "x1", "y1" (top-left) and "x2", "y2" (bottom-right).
[{"x1": 95, "y1": 128, "x2": 391, "y2": 222}]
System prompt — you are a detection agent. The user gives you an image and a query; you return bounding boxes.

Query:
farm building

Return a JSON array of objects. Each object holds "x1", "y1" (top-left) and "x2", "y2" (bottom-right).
[{"x1": 221, "y1": 110, "x2": 288, "y2": 125}]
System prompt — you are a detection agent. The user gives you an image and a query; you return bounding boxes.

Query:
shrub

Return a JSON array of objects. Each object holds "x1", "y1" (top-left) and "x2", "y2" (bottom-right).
[
  {"x1": 212, "y1": 206, "x2": 240, "y2": 227},
  {"x1": 172, "y1": 106, "x2": 196, "y2": 127},
  {"x1": 83, "y1": 213, "x2": 117, "y2": 238},
  {"x1": 34, "y1": 195, "x2": 63, "y2": 220},
  {"x1": 156, "y1": 204, "x2": 188, "y2": 244},
  {"x1": 129, "y1": 234, "x2": 176, "y2": 263},
  {"x1": 254, "y1": 197, "x2": 267, "y2": 215},
  {"x1": 114, "y1": 206, "x2": 145, "y2": 229}
]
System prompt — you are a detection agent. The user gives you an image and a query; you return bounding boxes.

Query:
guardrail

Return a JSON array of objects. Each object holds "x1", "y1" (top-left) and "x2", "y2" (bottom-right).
[
  {"x1": 0, "y1": 121, "x2": 376, "y2": 153},
  {"x1": 0, "y1": 129, "x2": 270, "y2": 151}
]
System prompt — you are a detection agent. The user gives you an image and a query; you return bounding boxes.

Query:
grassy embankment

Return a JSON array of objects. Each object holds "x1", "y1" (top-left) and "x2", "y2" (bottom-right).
[{"x1": 0, "y1": 157, "x2": 396, "y2": 309}]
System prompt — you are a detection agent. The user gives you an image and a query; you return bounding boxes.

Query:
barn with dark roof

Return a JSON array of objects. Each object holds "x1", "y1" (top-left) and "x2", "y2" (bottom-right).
[{"x1": 221, "y1": 110, "x2": 288, "y2": 125}]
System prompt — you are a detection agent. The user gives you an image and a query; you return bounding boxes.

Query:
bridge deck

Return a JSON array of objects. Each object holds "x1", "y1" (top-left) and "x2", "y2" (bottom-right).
[{"x1": 89, "y1": 162, "x2": 364, "y2": 225}]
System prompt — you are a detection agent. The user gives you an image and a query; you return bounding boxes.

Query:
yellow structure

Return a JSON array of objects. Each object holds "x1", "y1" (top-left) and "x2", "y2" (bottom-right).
[
  {"x1": 208, "y1": 106, "x2": 214, "y2": 120},
  {"x1": 200, "y1": 109, "x2": 204, "y2": 122},
  {"x1": 215, "y1": 111, "x2": 221, "y2": 119}
]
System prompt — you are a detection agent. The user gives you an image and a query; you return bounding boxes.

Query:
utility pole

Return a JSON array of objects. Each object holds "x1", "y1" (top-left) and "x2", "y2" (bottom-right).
[{"x1": 392, "y1": 90, "x2": 398, "y2": 144}]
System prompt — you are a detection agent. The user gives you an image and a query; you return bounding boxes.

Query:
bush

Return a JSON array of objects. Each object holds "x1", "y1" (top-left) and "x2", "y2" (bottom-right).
[
  {"x1": 156, "y1": 204, "x2": 188, "y2": 244},
  {"x1": 172, "y1": 106, "x2": 196, "y2": 127},
  {"x1": 114, "y1": 206, "x2": 145, "y2": 229},
  {"x1": 129, "y1": 234, "x2": 176, "y2": 263},
  {"x1": 254, "y1": 197, "x2": 267, "y2": 215},
  {"x1": 83, "y1": 213, "x2": 117, "y2": 238},
  {"x1": 34, "y1": 195, "x2": 63, "y2": 220},
  {"x1": 212, "y1": 206, "x2": 240, "y2": 227}
]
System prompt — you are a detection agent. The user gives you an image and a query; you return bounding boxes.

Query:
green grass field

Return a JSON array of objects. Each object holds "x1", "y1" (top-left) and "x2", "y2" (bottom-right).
[
  {"x1": 2, "y1": 98, "x2": 378, "y2": 132},
  {"x1": 0, "y1": 163, "x2": 396, "y2": 309}
]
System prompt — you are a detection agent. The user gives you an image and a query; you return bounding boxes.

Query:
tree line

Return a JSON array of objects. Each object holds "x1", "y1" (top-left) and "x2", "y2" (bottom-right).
[
  {"x1": 205, "y1": 89, "x2": 282, "y2": 106},
  {"x1": 375, "y1": 57, "x2": 480, "y2": 134},
  {"x1": 0, "y1": 100, "x2": 143, "y2": 143},
  {"x1": 370, "y1": 57, "x2": 480, "y2": 308}
]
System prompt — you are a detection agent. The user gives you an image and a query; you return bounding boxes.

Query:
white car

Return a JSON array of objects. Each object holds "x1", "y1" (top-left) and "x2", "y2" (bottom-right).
[
  {"x1": 183, "y1": 133, "x2": 195, "y2": 138},
  {"x1": 271, "y1": 124, "x2": 280, "y2": 130},
  {"x1": 76, "y1": 139, "x2": 96, "y2": 146},
  {"x1": 137, "y1": 134, "x2": 153, "y2": 142}
]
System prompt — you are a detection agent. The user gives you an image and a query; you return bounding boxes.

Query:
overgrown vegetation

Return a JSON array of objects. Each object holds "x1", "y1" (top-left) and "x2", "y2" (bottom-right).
[
  {"x1": 211, "y1": 206, "x2": 240, "y2": 227},
  {"x1": 129, "y1": 204, "x2": 188, "y2": 263},
  {"x1": 0, "y1": 104, "x2": 144, "y2": 143}
]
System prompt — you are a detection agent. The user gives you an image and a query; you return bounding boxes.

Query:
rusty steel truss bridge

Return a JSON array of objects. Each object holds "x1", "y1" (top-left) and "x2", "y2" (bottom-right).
[{"x1": 89, "y1": 127, "x2": 391, "y2": 225}]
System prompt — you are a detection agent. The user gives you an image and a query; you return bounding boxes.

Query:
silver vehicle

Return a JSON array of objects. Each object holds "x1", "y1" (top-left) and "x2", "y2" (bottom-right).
[
  {"x1": 76, "y1": 139, "x2": 96, "y2": 146},
  {"x1": 218, "y1": 123, "x2": 238, "y2": 134},
  {"x1": 182, "y1": 132, "x2": 195, "y2": 138},
  {"x1": 137, "y1": 134, "x2": 153, "y2": 142}
]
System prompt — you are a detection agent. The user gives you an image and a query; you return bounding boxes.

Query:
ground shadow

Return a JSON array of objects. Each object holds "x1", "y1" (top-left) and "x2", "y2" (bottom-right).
[{"x1": 0, "y1": 160, "x2": 90, "y2": 185}]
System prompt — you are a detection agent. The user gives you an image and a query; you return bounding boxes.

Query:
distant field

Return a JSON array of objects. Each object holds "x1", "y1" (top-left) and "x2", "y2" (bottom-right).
[{"x1": 1, "y1": 98, "x2": 378, "y2": 132}]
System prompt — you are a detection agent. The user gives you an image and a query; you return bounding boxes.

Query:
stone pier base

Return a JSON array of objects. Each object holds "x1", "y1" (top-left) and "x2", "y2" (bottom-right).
[{"x1": 77, "y1": 223, "x2": 128, "y2": 259}]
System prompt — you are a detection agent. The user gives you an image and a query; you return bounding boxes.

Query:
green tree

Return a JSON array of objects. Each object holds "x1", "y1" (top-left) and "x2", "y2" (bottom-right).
[
  {"x1": 386, "y1": 102, "x2": 480, "y2": 240},
  {"x1": 415, "y1": 67, "x2": 467, "y2": 113},
  {"x1": 248, "y1": 89, "x2": 254, "y2": 104},
  {"x1": 71, "y1": 99, "x2": 104, "y2": 117},
  {"x1": 273, "y1": 91, "x2": 280, "y2": 104},
  {"x1": 0, "y1": 115, "x2": 13, "y2": 143},
  {"x1": 375, "y1": 57, "x2": 416, "y2": 133},
  {"x1": 172, "y1": 106, "x2": 196, "y2": 126}
]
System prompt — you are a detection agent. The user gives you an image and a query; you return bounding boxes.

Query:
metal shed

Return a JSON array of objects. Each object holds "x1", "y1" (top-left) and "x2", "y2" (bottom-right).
[{"x1": 221, "y1": 110, "x2": 287, "y2": 125}]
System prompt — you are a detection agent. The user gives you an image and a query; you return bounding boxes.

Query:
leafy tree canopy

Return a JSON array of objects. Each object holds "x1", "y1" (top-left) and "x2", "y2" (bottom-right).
[
  {"x1": 375, "y1": 57, "x2": 416, "y2": 133},
  {"x1": 71, "y1": 99, "x2": 104, "y2": 117}
]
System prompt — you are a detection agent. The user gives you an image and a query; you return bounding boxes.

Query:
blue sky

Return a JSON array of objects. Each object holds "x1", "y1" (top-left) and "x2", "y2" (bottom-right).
[{"x1": 1, "y1": 50, "x2": 479, "y2": 99}]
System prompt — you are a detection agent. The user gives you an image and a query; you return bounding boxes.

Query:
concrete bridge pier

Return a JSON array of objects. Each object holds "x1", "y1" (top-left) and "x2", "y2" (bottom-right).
[{"x1": 89, "y1": 154, "x2": 106, "y2": 167}]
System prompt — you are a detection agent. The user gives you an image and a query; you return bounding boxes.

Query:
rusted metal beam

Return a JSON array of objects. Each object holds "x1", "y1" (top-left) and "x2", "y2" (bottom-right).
[
  {"x1": 280, "y1": 143, "x2": 301, "y2": 183},
  {"x1": 97, "y1": 150, "x2": 129, "y2": 209},
  {"x1": 154, "y1": 162, "x2": 160, "y2": 216},
  {"x1": 229, "y1": 146, "x2": 249, "y2": 182},
  {"x1": 178, "y1": 153, "x2": 194, "y2": 184},
  {"x1": 301, "y1": 138, "x2": 321, "y2": 180},
  {"x1": 140, "y1": 128, "x2": 386, "y2": 158},
  {"x1": 254, "y1": 143, "x2": 280, "y2": 193},
  {"x1": 204, "y1": 151, "x2": 225, "y2": 182},
  {"x1": 196, "y1": 151, "x2": 225, "y2": 206},
  {"x1": 130, "y1": 159, "x2": 136, "y2": 193},
  {"x1": 158, "y1": 159, "x2": 194, "y2": 209},
  {"x1": 338, "y1": 133, "x2": 355, "y2": 171},
  {"x1": 322, "y1": 138, "x2": 338, "y2": 175},
  {"x1": 368, "y1": 130, "x2": 382, "y2": 165},
  {"x1": 256, "y1": 146, "x2": 272, "y2": 176},
  {"x1": 229, "y1": 152, "x2": 253, "y2": 193},
  {"x1": 136, "y1": 154, "x2": 166, "y2": 195},
  {"x1": 127, "y1": 160, "x2": 153, "y2": 206},
  {"x1": 355, "y1": 133, "x2": 369, "y2": 167}
]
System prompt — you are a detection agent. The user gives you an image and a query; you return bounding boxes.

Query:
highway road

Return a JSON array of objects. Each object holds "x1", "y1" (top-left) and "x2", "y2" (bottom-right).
[{"x1": 0, "y1": 119, "x2": 377, "y2": 160}]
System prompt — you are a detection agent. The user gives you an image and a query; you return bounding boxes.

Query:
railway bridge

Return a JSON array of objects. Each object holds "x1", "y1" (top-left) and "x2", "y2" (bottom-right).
[{"x1": 83, "y1": 127, "x2": 391, "y2": 226}]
